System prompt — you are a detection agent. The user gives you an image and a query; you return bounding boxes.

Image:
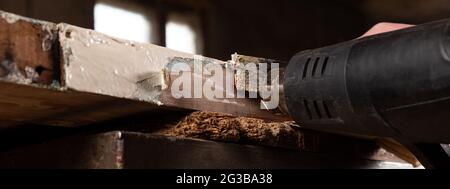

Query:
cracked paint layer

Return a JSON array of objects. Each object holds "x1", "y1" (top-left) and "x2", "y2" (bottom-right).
[
  {"x1": 0, "y1": 10, "x2": 58, "y2": 51},
  {"x1": 58, "y1": 24, "x2": 207, "y2": 105},
  {"x1": 0, "y1": 60, "x2": 39, "y2": 85},
  {"x1": 0, "y1": 10, "x2": 53, "y2": 25}
]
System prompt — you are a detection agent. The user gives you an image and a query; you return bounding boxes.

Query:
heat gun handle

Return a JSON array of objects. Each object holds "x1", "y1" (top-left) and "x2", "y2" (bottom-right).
[
  {"x1": 284, "y1": 19, "x2": 450, "y2": 168},
  {"x1": 284, "y1": 18, "x2": 450, "y2": 143}
]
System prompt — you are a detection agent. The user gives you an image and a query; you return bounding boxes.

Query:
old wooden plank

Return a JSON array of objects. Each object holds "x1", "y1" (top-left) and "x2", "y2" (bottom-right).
[
  {"x1": 0, "y1": 11, "x2": 58, "y2": 85},
  {"x1": 0, "y1": 10, "x2": 289, "y2": 127},
  {"x1": 0, "y1": 131, "x2": 121, "y2": 169},
  {"x1": 0, "y1": 131, "x2": 416, "y2": 169},
  {"x1": 0, "y1": 81, "x2": 165, "y2": 127},
  {"x1": 0, "y1": 11, "x2": 181, "y2": 128},
  {"x1": 58, "y1": 24, "x2": 288, "y2": 121}
]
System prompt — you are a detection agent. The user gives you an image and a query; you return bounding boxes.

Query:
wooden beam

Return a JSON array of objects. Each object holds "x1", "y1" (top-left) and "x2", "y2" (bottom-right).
[
  {"x1": 0, "y1": 81, "x2": 166, "y2": 127},
  {"x1": 0, "y1": 10, "x2": 288, "y2": 127},
  {"x1": 0, "y1": 131, "x2": 415, "y2": 169},
  {"x1": 59, "y1": 23, "x2": 288, "y2": 120},
  {"x1": 0, "y1": 11, "x2": 58, "y2": 85}
]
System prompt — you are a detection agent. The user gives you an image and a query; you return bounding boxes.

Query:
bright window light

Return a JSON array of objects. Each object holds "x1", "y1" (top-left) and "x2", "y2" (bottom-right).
[
  {"x1": 94, "y1": 2, "x2": 151, "y2": 43},
  {"x1": 166, "y1": 20, "x2": 197, "y2": 54}
]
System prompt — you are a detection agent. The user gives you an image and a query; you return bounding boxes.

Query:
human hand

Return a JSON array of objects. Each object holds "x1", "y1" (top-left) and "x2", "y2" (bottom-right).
[{"x1": 360, "y1": 22, "x2": 414, "y2": 38}]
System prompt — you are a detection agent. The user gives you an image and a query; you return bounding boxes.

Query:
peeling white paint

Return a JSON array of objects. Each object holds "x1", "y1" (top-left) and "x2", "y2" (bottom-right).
[
  {"x1": 0, "y1": 10, "x2": 53, "y2": 25},
  {"x1": 231, "y1": 53, "x2": 279, "y2": 96},
  {"x1": 41, "y1": 24, "x2": 58, "y2": 51},
  {"x1": 0, "y1": 60, "x2": 38, "y2": 85},
  {"x1": 0, "y1": 11, "x2": 20, "y2": 24},
  {"x1": 1, "y1": 10, "x2": 57, "y2": 52},
  {"x1": 2, "y1": 10, "x2": 245, "y2": 106},
  {"x1": 58, "y1": 24, "x2": 205, "y2": 106}
]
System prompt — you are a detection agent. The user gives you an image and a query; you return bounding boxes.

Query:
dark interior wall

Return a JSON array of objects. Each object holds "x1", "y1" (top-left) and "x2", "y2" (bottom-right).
[
  {"x1": 1, "y1": 0, "x2": 368, "y2": 61},
  {"x1": 29, "y1": 0, "x2": 95, "y2": 28},
  {"x1": 202, "y1": 0, "x2": 450, "y2": 60},
  {"x1": 2, "y1": 0, "x2": 450, "y2": 61},
  {"x1": 361, "y1": 0, "x2": 450, "y2": 24},
  {"x1": 0, "y1": 0, "x2": 27, "y2": 15},
  {"x1": 0, "y1": 0, "x2": 94, "y2": 28},
  {"x1": 203, "y1": 0, "x2": 368, "y2": 60}
]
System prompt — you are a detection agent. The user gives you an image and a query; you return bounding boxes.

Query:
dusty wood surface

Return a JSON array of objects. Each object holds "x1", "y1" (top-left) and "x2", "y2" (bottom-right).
[
  {"x1": 0, "y1": 131, "x2": 415, "y2": 169},
  {"x1": 161, "y1": 111, "x2": 298, "y2": 147},
  {"x1": 0, "y1": 81, "x2": 165, "y2": 128},
  {"x1": 161, "y1": 111, "x2": 409, "y2": 163}
]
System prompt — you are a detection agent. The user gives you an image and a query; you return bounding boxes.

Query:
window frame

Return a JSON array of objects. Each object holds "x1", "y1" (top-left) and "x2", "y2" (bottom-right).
[{"x1": 94, "y1": 0, "x2": 160, "y2": 44}]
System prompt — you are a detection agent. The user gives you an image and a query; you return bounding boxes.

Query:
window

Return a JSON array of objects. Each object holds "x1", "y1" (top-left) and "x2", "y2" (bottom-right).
[
  {"x1": 94, "y1": 1, "x2": 153, "y2": 43},
  {"x1": 94, "y1": 1, "x2": 204, "y2": 55},
  {"x1": 166, "y1": 13, "x2": 203, "y2": 54}
]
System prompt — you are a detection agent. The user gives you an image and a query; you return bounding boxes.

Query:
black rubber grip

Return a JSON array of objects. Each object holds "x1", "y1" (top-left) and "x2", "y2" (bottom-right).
[{"x1": 284, "y1": 19, "x2": 450, "y2": 143}]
